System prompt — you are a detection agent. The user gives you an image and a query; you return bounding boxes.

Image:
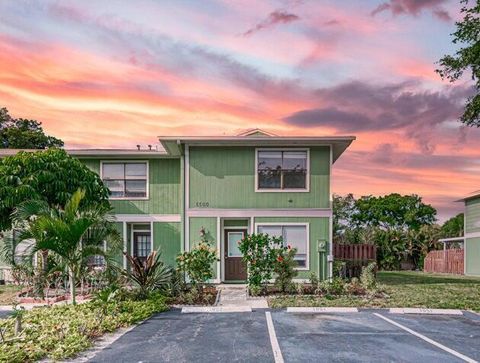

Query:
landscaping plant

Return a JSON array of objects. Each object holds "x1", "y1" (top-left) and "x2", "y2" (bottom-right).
[
  {"x1": 238, "y1": 233, "x2": 283, "y2": 294},
  {"x1": 273, "y1": 246, "x2": 298, "y2": 293},
  {"x1": 176, "y1": 227, "x2": 218, "y2": 287},
  {"x1": 121, "y1": 250, "x2": 172, "y2": 300},
  {"x1": 12, "y1": 189, "x2": 121, "y2": 304},
  {"x1": 0, "y1": 294, "x2": 168, "y2": 363}
]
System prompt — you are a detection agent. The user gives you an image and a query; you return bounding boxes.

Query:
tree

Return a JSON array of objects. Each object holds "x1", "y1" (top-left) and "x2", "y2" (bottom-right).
[
  {"x1": 0, "y1": 107, "x2": 64, "y2": 149},
  {"x1": 333, "y1": 194, "x2": 358, "y2": 243},
  {"x1": 352, "y1": 194, "x2": 437, "y2": 231},
  {"x1": 436, "y1": 0, "x2": 480, "y2": 127},
  {"x1": 441, "y1": 213, "x2": 465, "y2": 237},
  {"x1": 0, "y1": 148, "x2": 110, "y2": 232},
  {"x1": 13, "y1": 189, "x2": 120, "y2": 304}
]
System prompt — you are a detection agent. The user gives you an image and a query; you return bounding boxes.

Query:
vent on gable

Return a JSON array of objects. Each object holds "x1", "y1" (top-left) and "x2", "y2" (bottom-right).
[{"x1": 236, "y1": 128, "x2": 277, "y2": 137}]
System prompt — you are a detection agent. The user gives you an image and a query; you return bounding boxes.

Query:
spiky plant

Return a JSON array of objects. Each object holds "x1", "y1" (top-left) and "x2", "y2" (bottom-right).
[{"x1": 122, "y1": 250, "x2": 172, "y2": 300}]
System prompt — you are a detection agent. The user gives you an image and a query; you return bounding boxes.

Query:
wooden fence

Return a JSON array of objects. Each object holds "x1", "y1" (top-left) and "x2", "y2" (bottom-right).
[
  {"x1": 424, "y1": 249, "x2": 464, "y2": 275},
  {"x1": 333, "y1": 243, "x2": 376, "y2": 261},
  {"x1": 333, "y1": 243, "x2": 377, "y2": 278}
]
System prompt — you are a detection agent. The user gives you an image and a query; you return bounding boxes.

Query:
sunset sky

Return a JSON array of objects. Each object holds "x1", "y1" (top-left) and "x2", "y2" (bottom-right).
[{"x1": 0, "y1": 0, "x2": 478, "y2": 221}]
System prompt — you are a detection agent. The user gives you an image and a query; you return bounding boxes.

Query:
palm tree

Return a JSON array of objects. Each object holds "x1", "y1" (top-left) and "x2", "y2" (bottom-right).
[{"x1": 13, "y1": 189, "x2": 120, "y2": 304}]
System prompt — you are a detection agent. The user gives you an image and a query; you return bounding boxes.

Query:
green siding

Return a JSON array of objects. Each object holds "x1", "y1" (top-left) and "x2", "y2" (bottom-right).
[
  {"x1": 466, "y1": 237, "x2": 480, "y2": 276},
  {"x1": 254, "y1": 217, "x2": 330, "y2": 280},
  {"x1": 466, "y1": 197, "x2": 480, "y2": 234},
  {"x1": 81, "y1": 158, "x2": 181, "y2": 215},
  {"x1": 153, "y1": 222, "x2": 181, "y2": 267},
  {"x1": 189, "y1": 146, "x2": 330, "y2": 209},
  {"x1": 223, "y1": 219, "x2": 249, "y2": 227},
  {"x1": 189, "y1": 217, "x2": 218, "y2": 279}
]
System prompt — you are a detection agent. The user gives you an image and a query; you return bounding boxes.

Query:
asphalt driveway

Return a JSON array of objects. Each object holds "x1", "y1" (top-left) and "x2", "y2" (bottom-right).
[{"x1": 90, "y1": 310, "x2": 480, "y2": 363}]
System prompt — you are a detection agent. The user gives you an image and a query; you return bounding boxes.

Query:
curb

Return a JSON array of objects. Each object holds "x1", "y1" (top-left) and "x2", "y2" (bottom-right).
[
  {"x1": 389, "y1": 308, "x2": 463, "y2": 315},
  {"x1": 182, "y1": 306, "x2": 252, "y2": 313},
  {"x1": 287, "y1": 307, "x2": 358, "y2": 313}
]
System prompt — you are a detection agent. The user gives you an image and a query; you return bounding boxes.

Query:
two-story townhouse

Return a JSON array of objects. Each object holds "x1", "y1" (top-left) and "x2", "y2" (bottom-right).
[
  {"x1": 459, "y1": 191, "x2": 480, "y2": 276},
  {"x1": 2, "y1": 129, "x2": 355, "y2": 283}
]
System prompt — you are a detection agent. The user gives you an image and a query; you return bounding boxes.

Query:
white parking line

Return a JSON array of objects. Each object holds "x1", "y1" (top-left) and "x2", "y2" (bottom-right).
[
  {"x1": 374, "y1": 313, "x2": 478, "y2": 363},
  {"x1": 265, "y1": 311, "x2": 284, "y2": 363}
]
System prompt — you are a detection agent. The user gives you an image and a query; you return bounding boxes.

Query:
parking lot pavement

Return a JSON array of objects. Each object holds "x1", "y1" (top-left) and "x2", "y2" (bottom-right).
[
  {"x1": 89, "y1": 309, "x2": 480, "y2": 363},
  {"x1": 378, "y1": 313, "x2": 480, "y2": 361},
  {"x1": 90, "y1": 310, "x2": 274, "y2": 363},
  {"x1": 271, "y1": 311, "x2": 480, "y2": 363}
]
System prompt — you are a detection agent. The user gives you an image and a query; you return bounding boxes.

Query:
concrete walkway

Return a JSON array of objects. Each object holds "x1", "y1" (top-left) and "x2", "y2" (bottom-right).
[{"x1": 217, "y1": 284, "x2": 268, "y2": 309}]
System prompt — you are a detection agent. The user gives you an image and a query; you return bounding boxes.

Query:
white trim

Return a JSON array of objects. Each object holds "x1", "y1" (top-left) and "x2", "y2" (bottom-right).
[
  {"x1": 465, "y1": 232, "x2": 480, "y2": 238},
  {"x1": 254, "y1": 148, "x2": 310, "y2": 193},
  {"x1": 115, "y1": 214, "x2": 181, "y2": 222},
  {"x1": 255, "y1": 222, "x2": 310, "y2": 271},
  {"x1": 150, "y1": 221, "x2": 154, "y2": 253},
  {"x1": 438, "y1": 237, "x2": 465, "y2": 242},
  {"x1": 185, "y1": 145, "x2": 190, "y2": 252},
  {"x1": 328, "y1": 144, "x2": 333, "y2": 281},
  {"x1": 187, "y1": 208, "x2": 331, "y2": 218},
  {"x1": 464, "y1": 207, "x2": 467, "y2": 275},
  {"x1": 216, "y1": 216, "x2": 221, "y2": 280},
  {"x1": 220, "y1": 219, "x2": 225, "y2": 282},
  {"x1": 100, "y1": 160, "x2": 150, "y2": 200},
  {"x1": 122, "y1": 222, "x2": 127, "y2": 269}
]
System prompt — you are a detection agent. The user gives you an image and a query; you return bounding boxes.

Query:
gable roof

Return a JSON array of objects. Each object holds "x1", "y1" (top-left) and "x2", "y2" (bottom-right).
[
  {"x1": 456, "y1": 190, "x2": 480, "y2": 202},
  {"x1": 158, "y1": 133, "x2": 355, "y2": 163}
]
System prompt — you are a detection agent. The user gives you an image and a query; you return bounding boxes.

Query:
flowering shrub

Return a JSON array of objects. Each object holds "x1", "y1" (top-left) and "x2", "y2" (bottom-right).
[
  {"x1": 238, "y1": 233, "x2": 283, "y2": 293},
  {"x1": 176, "y1": 227, "x2": 218, "y2": 286},
  {"x1": 274, "y1": 246, "x2": 298, "y2": 293}
]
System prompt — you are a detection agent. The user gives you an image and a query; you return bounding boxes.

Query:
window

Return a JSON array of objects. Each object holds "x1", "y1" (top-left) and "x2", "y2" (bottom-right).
[
  {"x1": 257, "y1": 150, "x2": 308, "y2": 190},
  {"x1": 102, "y1": 162, "x2": 148, "y2": 198},
  {"x1": 257, "y1": 224, "x2": 308, "y2": 268},
  {"x1": 132, "y1": 224, "x2": 151, "y2": 264}
]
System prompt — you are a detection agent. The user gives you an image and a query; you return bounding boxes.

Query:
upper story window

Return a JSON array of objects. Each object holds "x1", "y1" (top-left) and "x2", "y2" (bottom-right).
[
  {"x1": 256, "y1": 149, "x2": 309, "y2": 191},
  {"x1": 101, "y1": 161, "x2": 148, "y2": 199}
]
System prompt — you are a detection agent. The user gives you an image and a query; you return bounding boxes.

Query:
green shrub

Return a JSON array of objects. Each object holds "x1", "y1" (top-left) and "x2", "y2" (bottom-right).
[
  {"x1": 0, "y1": 295, "x2": 168, "y2": 363},
  {"x1": 318, "y1": 277, "x2": 346, "y2": 296},
  {"x1": 360, "y1": 262, "x2": 377, "y2": 290},
  {"x1": 309, "y1": 272, "x2": 319, "y2": 286},
  {"x1": 333, "y1": 260, "x2": 346, "y2": 278},
  {"x1": 176, "y1": 227, "x2": 218, "y2": 286},
  {"x1": 238, "y1": 233, "x2": 283, "y2": 292},
  {"x1": 274, "y1": 246, "x2": 298, "y2": 293}
]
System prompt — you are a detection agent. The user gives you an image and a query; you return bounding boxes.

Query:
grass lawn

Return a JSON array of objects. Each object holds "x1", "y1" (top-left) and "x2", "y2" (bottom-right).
[
  {"x1": 0, "y1": 284, "x2": 20, "y2": 305},
  {"x1": 268, "y1": 271, "x2": 480, "y2": 312}
]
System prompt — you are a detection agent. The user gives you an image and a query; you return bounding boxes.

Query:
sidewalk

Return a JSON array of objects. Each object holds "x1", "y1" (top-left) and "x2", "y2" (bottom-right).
[{"x1": 216, "y1": 284, "x2": 268, "y2": 309}]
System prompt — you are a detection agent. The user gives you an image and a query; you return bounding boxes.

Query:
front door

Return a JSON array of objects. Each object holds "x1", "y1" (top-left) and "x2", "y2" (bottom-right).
[
  {"x1": 224, "y1": 229, "x2": 247, "y2": 281},
  {"x1": 133, "y1": 232, "x2": 151, "y2": 265}
]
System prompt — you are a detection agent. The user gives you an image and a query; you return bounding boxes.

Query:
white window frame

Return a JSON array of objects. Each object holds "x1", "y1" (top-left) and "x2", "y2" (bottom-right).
[
  {"x1": 254, "y1": 222, "x2": 310, "y2": 270},
  {"x1": 254, "y1": 148, "x2": 310, "y2": 193},
  {"x1": 100, "y1": 160, "x2": 149, "y2": 200}
]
